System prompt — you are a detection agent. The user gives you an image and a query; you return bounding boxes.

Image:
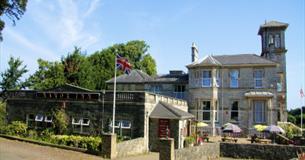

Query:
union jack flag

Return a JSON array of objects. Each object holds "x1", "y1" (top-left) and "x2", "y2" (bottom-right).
[
  {"x1": 116, "y1": 54, "x2": 132, "y2": 74},
  {"x1": 301, "y1": 88, "x2": 304, "y2": 98}
]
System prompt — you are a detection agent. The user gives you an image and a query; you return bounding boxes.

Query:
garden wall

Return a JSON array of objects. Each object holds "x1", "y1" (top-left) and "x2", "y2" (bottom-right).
[
  {"x1": 175, "y1": 143, "x2": 220, "y2": 160},
  {"x1": 220, "y1": 143, "x2": 305, "y2": 160},
  {"x1": 117, "y1": 137, "x2": 147, "y2": 158}
]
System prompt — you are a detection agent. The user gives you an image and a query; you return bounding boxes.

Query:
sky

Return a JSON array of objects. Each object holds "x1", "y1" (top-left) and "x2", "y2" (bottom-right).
[{"x1": 0, "y1": 0, "x2": 304, "y2": 110}]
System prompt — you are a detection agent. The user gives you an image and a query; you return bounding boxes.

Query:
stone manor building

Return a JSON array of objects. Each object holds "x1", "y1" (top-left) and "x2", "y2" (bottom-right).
[{"x1": 108, "y1": 20, "x2": 289, "y2": 135}]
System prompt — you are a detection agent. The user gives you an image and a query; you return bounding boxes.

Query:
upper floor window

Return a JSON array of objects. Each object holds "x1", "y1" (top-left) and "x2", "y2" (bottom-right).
[
  {"x1": 275, "y1": 34, "x2": 281, "y2": 48},
  {"x1": 253, "y1": 101, "x2": 266, "y2": 123},
  {"x1": 231, "y1": 101, "x2": 239, "y2": 121},
  {"x1": 202, "y1": 71, "x2": 212, "y2": 87},
  {"x1": 253, "y1": 69, "x2": 264, "y2": 88},
  {"x1": 150, "y1": 85, "x2": 161, "y2": 94},
  {"x1": 230, "y1": 70, "x2": 239, "y2": 88}
]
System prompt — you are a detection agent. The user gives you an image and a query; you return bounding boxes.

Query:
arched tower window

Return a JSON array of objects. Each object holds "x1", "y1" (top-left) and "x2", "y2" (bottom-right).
[
  {"x1": 275, "y1": 34, "x2": 281, "y2": 48},
  {"x1": 268, "y1": 34, "x2": 274, "y2": 45}
]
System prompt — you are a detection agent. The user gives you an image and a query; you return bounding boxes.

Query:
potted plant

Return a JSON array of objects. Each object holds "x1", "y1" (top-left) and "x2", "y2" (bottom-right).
[{"x1": 184, "y1": 136, "x2": 195, "y2": 147}]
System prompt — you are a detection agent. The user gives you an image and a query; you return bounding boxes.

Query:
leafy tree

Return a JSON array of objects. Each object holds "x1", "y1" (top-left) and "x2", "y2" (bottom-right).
[
  {"x1": 61, "y1": 47, "x2": 95, "y2": 89},
  {"x1": 89, "y1": 40, "x2": 157, "y2": 89},
  {"x1": 27, "y1": 59, "x2": 66, "y2": 90},
  {"x1": 0, "y1": 56, "x2": 28, "y2": 100},
  {"x1": 140, "y1": 54, "x2": 157, "y2": 76},
  {"x1": 0, "y1": 0, "x2": 27, "y2": 40}
]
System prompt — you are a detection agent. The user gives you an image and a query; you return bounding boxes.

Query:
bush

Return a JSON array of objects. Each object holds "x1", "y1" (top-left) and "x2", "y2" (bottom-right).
[
  {"x1": 185, "y1": 136, "x2": 195, "y2": 145},
  {"x1": 52, "y1": 108, "x2": 69, "y2": 135},
  {"x1": 27, "y1": 130, "x2": 38, "y2": 139},
  {"x1": 49, "y1": 135, "x2": 101, "y2": 152},
  {"x1": 3, "y1": 121, "x2": 28, "y2": 136}
]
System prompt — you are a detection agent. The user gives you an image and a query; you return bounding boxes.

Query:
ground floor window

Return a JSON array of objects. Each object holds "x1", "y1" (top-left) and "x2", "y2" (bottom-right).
[
  {"x1": 72, "y1": 117, "x2": 90, "y2": 134},
  {"x1": 201, "y1": 101, "x2": 210, "y2": 121},
  {"x1": 26, "y1": 113, "x2": 53, "y2": 129},
  {"x1": 109, "y1": 120, "x2": 132, "y2": 138},
  {"x1": 231, "y1": 101, "x2": 239, "y2": 121},
  {"x1": 253, "y1": 101, "x2": 266, "y2": 123}
]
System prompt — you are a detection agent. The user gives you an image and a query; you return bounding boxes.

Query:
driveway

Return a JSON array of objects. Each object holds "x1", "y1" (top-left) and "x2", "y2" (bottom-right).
[{"x1": 0, "y1": 137, "x2": 158, "y2": 160}]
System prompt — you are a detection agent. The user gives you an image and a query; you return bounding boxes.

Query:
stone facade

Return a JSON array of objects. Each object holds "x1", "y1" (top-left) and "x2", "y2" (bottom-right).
[
  {"x1": 117, "y1": 137, "x2": 147, "y2": 158},
  {"x1": 175, "y1": 143, "x2": 220, "y2": 160},
  {"x1": 187, "y1": 21, "x2": 288, "y2": 135}
]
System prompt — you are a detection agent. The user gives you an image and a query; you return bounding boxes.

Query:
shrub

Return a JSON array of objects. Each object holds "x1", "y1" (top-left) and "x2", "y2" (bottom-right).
[
  {"x1": 49, "y1": 135, "x2": 101, "y2": 152},
  {"x1": 185, "y1": 136, "x2": 195, "y2": 145},
  {"x1": 4, "y1": 121, "x2": 28, "y2": 136},
  {"x1": 27, "y1": 130, "x2": 38, "y2": 139},
  {"x1": 52, "y1": 108, "x2": 69, "y2": 135}
]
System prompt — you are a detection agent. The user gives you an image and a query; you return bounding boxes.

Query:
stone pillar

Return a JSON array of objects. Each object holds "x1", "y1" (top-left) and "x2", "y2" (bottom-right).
[
  {"x1": 101, "y1": 134, "x2": 117, "y2": 159},
  {"x1": 159, "y1": 138, "x2": 174, "y2": 160}
]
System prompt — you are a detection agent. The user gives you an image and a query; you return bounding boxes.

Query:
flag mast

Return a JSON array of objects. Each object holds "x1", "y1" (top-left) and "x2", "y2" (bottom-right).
[{"x1": 112, "y1": 55, "x2": 117, "y2": 134}]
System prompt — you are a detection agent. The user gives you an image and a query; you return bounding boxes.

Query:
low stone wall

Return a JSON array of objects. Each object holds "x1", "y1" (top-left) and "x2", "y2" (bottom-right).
[
  {"x1": 117, "y1": 137, "x2": 147, "y2": 158},
  {"x1": 220, "y1": 143, "x2": 305, "y2": 160},
  {"x1": 175, "y1": 143, "x2": 220, "y2": 160}
]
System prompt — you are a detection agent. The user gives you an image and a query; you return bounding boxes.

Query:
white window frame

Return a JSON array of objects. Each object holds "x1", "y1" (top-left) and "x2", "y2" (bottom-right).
[
  {"x1": 27, "y1": 114, "x2": 35, "y2": 121},
  {"x1": 202, "y1": 70, "x2": 212, "y2": 87},
  {"x1": 201, "y1": 101, "x2": 211, "y2": 121},
  {"x1": 35, "y1": 114, "x2": 44, "y2": 122},
  {"x1": 254, "y1": 101, "x2": 266, "y2": 123},
  {"x1": 121, "y1": 120, "x2": 131, "y2": 129},
  {"x1": 72, "y1": 118, "x2": 81, "y2": 125},
  {"x1": 44, "y1": 115, "x2": 53, "y2": 123},
  {"x1": 81, "y1": 118, "x2": 90, "y2": 126},
  {"x1": 230, "y1": 70, "x2": 239, "y2": 88},
  {"x1": 254, "y1": 69, "x2": 264, "y2": 88}
]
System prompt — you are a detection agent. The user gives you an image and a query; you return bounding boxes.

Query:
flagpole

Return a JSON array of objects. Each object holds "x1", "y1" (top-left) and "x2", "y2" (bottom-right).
[{"x1": 112, "y1": 55, "x2": 117, "y2": 134}]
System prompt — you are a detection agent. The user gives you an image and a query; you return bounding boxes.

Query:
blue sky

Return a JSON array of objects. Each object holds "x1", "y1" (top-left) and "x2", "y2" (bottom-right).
[{"x1": 0, "y1": 0, "x2": 304, "y2": 109}]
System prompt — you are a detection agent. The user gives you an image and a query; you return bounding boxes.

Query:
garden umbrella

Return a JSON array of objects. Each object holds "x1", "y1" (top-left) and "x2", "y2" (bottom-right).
[
  {"x1": 264, "y1": 125, "x2": 285, "y2": 134},
  {"x1": 253, "y1": 124, "x2": 268, "y2": 132},
  {"x1": 222, "y1": 123, "x2": 242, "y2": 133},
  {"x1": 196, "y1": 122, "x2": 208, "y2": 127}
]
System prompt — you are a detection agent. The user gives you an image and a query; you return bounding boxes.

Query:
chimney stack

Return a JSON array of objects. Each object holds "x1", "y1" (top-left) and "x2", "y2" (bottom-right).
[{"x1": 191, "y1": 42, "x2": 199, "y2": 62}]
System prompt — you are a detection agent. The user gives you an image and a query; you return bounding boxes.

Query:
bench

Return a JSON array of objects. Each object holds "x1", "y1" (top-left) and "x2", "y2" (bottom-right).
[{"x1": 248, "y1": 138, "x2": 271, "y2": 144}]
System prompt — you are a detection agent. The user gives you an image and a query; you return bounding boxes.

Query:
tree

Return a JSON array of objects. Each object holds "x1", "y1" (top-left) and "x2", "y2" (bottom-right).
[
  {"x1": 61, "y1": 47, "x2": 95, "y2": 89},
  {"x1": 0, "y1": 56, "x2": 28, "y2": 100},
  {"x1": 27, "y1": 59, "x2": 66, "y2": 90},
  {"x1": 140, "y1": 54, "x2": 157, "y2": 76},
  {"x1": 88, "y1": 40, "x2": 157, "y2": 89},
  {"x1": 0, "y1": 0, "x2": 27, "y2": 40}
]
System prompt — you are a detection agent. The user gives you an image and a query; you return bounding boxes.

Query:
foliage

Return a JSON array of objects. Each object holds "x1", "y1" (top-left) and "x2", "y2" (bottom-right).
[
  {"x1": 0, "y1": 56, "x2": 28, "y2": 101},
  {"x1": 278, "y1": 123, "x2": 302, "y2": 139},
  {"x1": 27, "y1": 40, "x2": 157, "y2": 90},
  {"x1": 0, "y1": 0, "x2": 27, "y2": 40},
  {"x1": 0, "y1": 121, "x2": 28, "y2": 136},
  {"x1": 27, "y1": 59, "x2": 66, "y2": 90},
  {"x1": 27, "y1": 129, "x2": 38, "y2": 139},
  {"x1": 61, "y1": 47, "x2": 95, "y2": 90},
  {"x1": 184, "y1": 136, "x2": 195, "y2": 145},
  {"x1": 0, "y1": 102, "x2": 6, "y2": 126},
  {"x1": 49, "y1": 135, "x2": 101, "y2": 152},
  {"x1": 52, "y1": 109, "x2": 69, "y2": 135},
  {"x1": 288, "y1": 114, "x2": 296, "y2": 124},
  {"x1": 89, "y1": 40, "x2": 157, "y2": 89}
]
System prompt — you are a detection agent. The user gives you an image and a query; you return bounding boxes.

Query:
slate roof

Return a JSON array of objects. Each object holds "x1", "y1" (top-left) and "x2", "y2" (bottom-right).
[
  {"x1": 187, "y1": 54, "x2": 276, "y2": 68},
  {"x1": 151, "y1": 74, "x2": 188, "y2": 83},
  {"x1": 150, "y1": 102, "x2": 195, "y2": 120},
  {"x1": 244, "y1": 91, "x2": 274, "y2": 98},
  {"x1": 258, "y1": 20, "x2": 288, "y2": 34},
  {"x1": 106, "y1": 69, "x2": 154, "y2": 84}
]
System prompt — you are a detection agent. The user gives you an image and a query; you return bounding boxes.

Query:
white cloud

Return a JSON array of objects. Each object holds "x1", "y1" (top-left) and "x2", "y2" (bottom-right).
[
  {"x1": 29, "y1": 0, "x2": 102, "y2": 51},
  {"x1": 5, "y1": 28, "x2": 58, "y2": 60},
  {"x1": 83, "y1": 0, "x2": 101, "y2": 18}
]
